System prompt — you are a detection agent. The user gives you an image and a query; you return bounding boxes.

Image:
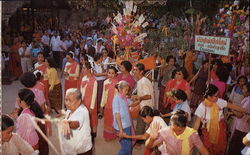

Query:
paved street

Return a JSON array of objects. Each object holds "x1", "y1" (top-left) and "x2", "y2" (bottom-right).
[{"x1": 2, "y1": 79, "x2": 145, "y2": 155}]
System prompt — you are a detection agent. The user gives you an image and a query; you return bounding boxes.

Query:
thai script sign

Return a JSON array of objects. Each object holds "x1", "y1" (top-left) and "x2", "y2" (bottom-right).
[{"x1": 195, "y1": 35, "x2": 230, "y2": 56}]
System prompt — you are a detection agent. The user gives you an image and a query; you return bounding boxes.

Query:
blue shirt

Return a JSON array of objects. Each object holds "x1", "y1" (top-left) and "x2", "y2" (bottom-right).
[
  {"x1": 32, "y1": 48, "x2": 42, "y2": 57},
  {"x1": 112, "y1": 94, "x2": 132, "y2": 130}
]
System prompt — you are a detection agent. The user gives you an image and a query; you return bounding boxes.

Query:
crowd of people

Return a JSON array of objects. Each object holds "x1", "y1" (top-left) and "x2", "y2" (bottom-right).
[{"x1": 2, "y1": 5, "x2": 250, "y2": 155}]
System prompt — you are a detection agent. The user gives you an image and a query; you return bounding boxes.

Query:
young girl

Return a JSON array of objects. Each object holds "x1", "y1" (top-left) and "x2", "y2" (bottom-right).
[
  {"x1": 34, "y1": 52, "x2": 49, "y2": 101},
  {"x1": 80, "y1": 62, "x2": 98, "y2": 141},
  {"x1": 16, "y1": 88, "x2": 44, "y2": 149},
  {"x1": 161, "y1": 89, "x2": 191, "y2": 121},
  {"x1": 100, "y1": 66, "x2": 118, "y2": 141},
  {"x1": 101, "y1": 48, "x2": 112, "y2": 70},
  {"x1": 33, "y1": 70, "x2": 45, "y2": 98},
  {"x1": 112, "y1": 80, "x2": 133, "y2": 155},
  {"x1": 123, "y1": 106, "x2": 167, "y2": 155},
  {"x1": 2, "y1": 115, "x2": 39, "y2": 155}
]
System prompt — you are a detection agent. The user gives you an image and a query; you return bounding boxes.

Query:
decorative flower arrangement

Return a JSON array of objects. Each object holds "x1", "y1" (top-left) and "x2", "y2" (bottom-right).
[
  {"x1": 214, "y1": 1, "x2": 249, "y2": 46},
  {"x1": 111, "y1": 1, "x2": 148, "y2": 60}
]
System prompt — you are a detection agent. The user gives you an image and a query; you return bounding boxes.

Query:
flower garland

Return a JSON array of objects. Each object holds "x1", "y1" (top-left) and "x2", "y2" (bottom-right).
[{"x1": 111, "y1": 1, "x2": 148, "y2": 57}]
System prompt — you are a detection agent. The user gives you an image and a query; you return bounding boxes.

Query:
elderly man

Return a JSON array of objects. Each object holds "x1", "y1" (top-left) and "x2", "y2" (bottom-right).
[{"x1": 61, "y1": 88, "x2": 92, "y2": 155}]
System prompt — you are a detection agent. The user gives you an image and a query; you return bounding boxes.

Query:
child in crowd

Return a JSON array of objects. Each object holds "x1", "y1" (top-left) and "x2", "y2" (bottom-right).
[
  {"x1": 161, "y1": 89, "x2": 191, "y2": 121},
  {"x1": 34, "y1": 52, "x2": 49, "y2": 101}
]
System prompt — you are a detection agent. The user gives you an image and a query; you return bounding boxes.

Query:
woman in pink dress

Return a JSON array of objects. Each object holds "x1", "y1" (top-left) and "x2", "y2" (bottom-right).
[
  {"x1": 80, "y1": 62, "x2": 98, "y2": 141},
  {"x1": 34, "y1": 52, "x2": 49, "y2": 101},
  {"x1": 117, "y1": 60, "x2": 135, "y2": 89},
  {"x1": 16, "y1": 88, "x2": 44, "y2": 150},
  {"x1": 18, "y1": 72, "x2": 46, "y2": 112},
  {"x1": 100, "y1": 66, "x2": 118, "y2": 141},
  {"x1": 212, "y1": 65, "x2": 229, "y2": 98},
  {"x1": 33, "y1": 70, "x2": 45, "y2": 96}
]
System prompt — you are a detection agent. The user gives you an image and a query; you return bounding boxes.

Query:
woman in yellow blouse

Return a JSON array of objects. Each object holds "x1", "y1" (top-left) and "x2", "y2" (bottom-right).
[{"x1": 45, "y1": 58, "x2": 62, "y2": 114}]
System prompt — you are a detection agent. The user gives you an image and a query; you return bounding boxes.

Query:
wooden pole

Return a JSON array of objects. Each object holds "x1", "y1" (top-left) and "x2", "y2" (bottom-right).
[
  {"x1": 207, "y1": 53, "x2": 212, "y2": 87},
  {"x1": 31, "y1": 117, "x2": 60, "y2": 155}
]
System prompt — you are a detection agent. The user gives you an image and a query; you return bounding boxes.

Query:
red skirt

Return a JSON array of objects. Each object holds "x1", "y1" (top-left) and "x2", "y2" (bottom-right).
[
  {"x1": 201, "y1": 120, "x2": 227, "y2": 155},
  {"x1": 64, "y1": 79, "x2": 78, "y2": 95},
  {"x1": 103, "y1": 107, "x2": 116, "y2": 140}
]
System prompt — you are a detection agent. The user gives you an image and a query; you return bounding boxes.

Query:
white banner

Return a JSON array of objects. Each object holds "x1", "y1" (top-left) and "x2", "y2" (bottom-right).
[{"x1": 195, "y1": 35, "x2": 230, "y2": 56}]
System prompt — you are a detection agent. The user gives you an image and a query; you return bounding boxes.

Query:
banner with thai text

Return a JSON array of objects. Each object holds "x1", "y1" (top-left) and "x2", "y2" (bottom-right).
[{"x1": 195, "y1": 35, "x2": 230, "y2": 56}]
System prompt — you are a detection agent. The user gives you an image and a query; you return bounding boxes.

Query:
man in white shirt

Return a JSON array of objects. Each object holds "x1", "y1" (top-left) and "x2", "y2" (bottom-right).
[
  {"x1": 65, "y1": 36, "x2": 73, "y2": 50},
  {"x1": 41, "y1": 30, "x2": 50, "y2": 57},
  {"x1": 132, "y1": 63, "x2": 154, "y2": 143},
  {"x1": 59, "y1": 36, "x2": 68, "y2": 69},
  {"x1": 61, "y1": 88, "x2": 92, "y2": 155},
  {"x1": 50, "y1": 31, "x2": 61, "y2": 68},
  {"x1": 84, "y1": 37, "x2": 94, "y2": 51},
  {"x1": 18, "y1": 40, "x2": 32, "y2": 72},
  {"x1": 94, "y1": 39, "x2": 105, "y2": 54}
]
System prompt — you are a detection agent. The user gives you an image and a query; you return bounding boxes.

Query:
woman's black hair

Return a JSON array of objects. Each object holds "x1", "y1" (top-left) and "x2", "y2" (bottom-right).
[
  {"x1": 166, "y1": 55, "x2": 175, "y2": 63},
  {"x1": 212, "y1": 59, "x2": 223, "y2": 67},
  {"x1": 135, "y1": 63, "x2": 145, "y2": 72},
  {"x1": 84, "y1": 61, "x2": 92, "y2": 70},
  {"x1": 66, "y1": 52, "x2": 74, "y2": 58},
  {"x1": 202, "y1": 59, "x2": 209, "y2": 65},
  {"x1": 204, "y1": 84, "x2": 219, "y2": 98},
  {"x1": 94, "y1": 53, "x2": 103, "y2": 62},
  {"x1": 170, "y1": 110, "x2": 187, "y2": 127},
  {"x1": 173, "y1": 89, "x2": 187, "y2": 101},
  {"x1": 20, "y1": 72, "x2": 37, "y2": 88},
  {"x1": 108, "y1": 65, "x2": 118, "y2": 74},
  {"x1": 80, "y1": 54, "x2": 89, "y2": 62},
  {"x1": 216, "y1": 65, "x2": 229, "y2": 82},
  {"x1": 37, "y1": 52, "x2": 45, "y2": 58},
  {"x1": 120, "y1": 60, "x2": 133, "y2": 72},
  {"x1": 34, "y1": 70, "x2": 42, "y2": 81},
  {"x1": 46, "y1": 58, "x2": 57, "y2": 68},
  {"x1": 18, "y1": 88, "x2": 44, "y2": 118},
  {"x1": 172, "y1": 67, "x2": 189, "y2": 80},
  {"x1": 21, "y1": 40, "x2": 26, "y2": 44},
  {"x1": 2, "y1": 115, "x2": 14, "y2": 131},
  {"x1": 101, "y1": 48, "x2": 108, "y2": 53},
  {"x1": 237, "y1": 75, "x2": 248, "y2": 84},
  {"x1": 87, "y1": 46, "x2": 96, "y2": 58},
  {"x1": 139, "y1": 106, "x2": 160, "y2": 118}
]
